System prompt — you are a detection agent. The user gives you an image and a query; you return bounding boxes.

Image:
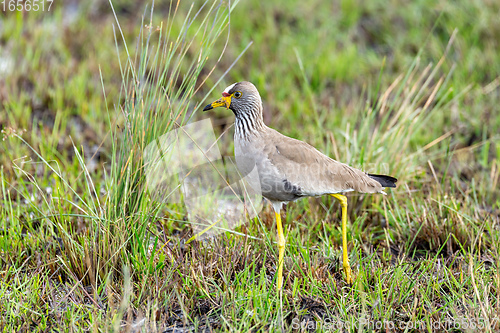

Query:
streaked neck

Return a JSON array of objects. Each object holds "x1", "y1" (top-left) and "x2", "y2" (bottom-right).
[{"x1": 234, "y1": 106, "x2": 265, "y2": 140}]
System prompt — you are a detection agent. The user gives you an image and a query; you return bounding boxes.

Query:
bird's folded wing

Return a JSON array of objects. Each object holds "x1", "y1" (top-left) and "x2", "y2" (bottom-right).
[{"x1": 264, "y1": 129, "x2": 382, "y2": 194}]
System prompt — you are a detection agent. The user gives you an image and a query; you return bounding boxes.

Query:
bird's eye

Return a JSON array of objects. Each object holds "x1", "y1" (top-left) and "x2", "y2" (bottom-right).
[{"x1": 234, "y1": 91, "x2": 242, "y2": 99}]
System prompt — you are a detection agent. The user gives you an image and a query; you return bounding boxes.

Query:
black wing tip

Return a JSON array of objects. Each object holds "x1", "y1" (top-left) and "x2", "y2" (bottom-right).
[{"x1": 368, "y1": 173, "x2": 398, "y2": 188}]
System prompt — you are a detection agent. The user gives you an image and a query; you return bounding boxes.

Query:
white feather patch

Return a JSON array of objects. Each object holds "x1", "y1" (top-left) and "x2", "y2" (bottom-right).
[{"x1": 223, "y1": 83, "x2": 237, "y2": 94}]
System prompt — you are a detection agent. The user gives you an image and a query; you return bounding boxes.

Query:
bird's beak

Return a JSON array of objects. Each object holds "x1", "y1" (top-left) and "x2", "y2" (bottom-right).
[{"x1": 203, "y1": 95, "x2": 231, "y2": 111}]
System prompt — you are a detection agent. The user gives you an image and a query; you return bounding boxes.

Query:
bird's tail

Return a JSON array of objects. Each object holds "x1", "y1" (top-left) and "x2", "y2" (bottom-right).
[{"x1": 368, "y1": 174, "x2": 397, "y2": 188}]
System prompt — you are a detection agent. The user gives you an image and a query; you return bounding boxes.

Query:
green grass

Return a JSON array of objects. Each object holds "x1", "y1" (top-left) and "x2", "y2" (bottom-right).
[{"x1": 1, "y1": 0, "x2": 500, "y2": 331}]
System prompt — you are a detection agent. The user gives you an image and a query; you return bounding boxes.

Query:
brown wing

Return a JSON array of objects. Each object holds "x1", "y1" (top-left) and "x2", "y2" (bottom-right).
[{"x1": 263, "y1": 128, "x2": 383, "y2": 195}]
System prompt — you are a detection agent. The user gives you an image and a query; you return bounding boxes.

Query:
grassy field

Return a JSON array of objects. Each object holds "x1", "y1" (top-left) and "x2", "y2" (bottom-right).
[{"x1": 1, "y1": 0, "x2": 499, "y2": 331}]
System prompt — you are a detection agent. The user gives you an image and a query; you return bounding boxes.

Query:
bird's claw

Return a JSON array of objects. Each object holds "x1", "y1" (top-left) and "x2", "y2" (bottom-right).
[{"x1": 344, "y1": 265, "x2": 353, "y2": 284}]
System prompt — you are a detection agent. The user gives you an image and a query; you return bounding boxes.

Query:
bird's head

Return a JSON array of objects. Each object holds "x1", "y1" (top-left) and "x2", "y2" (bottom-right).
[{"x1": 203, "y1": 81, "x2": 262, "y2": 116}]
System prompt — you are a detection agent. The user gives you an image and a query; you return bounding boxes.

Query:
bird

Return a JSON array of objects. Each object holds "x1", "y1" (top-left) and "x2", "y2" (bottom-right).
[{"x1": 203, "y1": 81, "x2": 397, "y2": 290}]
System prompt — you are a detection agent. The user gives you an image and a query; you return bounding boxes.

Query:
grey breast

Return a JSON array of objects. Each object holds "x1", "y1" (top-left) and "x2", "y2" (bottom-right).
[{"x1": 234, "y1": 131, "x2": 304, "y2": 203}]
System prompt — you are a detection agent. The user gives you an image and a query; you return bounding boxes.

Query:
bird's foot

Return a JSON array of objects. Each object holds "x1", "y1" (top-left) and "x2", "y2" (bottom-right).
[{"x1": 344, "y1": 264, "x2": 353, "y2": 284}]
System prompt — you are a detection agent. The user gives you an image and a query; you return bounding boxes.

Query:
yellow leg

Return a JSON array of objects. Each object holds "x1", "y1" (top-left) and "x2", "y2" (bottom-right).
[
  {"x1": 330, "y1": 194, "x2": 353, "y2": 284},
  {"x1": 275, "y1": 211, "x2": 286, "y2": 291}
]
